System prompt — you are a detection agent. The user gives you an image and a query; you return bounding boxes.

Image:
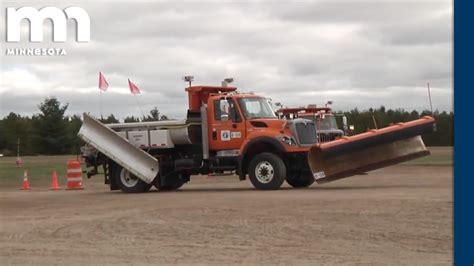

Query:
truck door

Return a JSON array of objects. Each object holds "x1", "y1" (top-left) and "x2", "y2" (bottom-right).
[{"x1": 208, "y1": 97, "x2": 246, "y2": 152}]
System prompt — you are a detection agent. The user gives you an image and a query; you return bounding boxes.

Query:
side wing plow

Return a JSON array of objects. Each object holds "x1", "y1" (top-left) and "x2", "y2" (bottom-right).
[{"x1": 78, "y1": 113, "x2": 159, "y2": 184}]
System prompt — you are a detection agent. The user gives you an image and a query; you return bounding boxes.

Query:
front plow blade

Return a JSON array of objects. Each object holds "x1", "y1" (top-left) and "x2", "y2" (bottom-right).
[{"x1": 308, "y1": 116, "x2": 435, "y2": 184}]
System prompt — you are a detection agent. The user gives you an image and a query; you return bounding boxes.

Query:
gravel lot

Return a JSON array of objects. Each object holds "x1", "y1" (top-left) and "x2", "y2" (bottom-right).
[{"x1": 0, "y1": 164, "x2": 452, "y2": 265}]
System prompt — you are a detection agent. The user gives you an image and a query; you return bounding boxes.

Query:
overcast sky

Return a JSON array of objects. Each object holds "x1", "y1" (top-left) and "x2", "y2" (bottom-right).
[{"x1": 0, "y1": 0, "x2": 452, "y2": 120}]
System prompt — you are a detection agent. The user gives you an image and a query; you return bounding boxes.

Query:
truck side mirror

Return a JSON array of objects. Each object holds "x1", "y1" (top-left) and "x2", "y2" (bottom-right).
[{"x1": 221, "y1": 113, "x2": 229, "y2": 121}]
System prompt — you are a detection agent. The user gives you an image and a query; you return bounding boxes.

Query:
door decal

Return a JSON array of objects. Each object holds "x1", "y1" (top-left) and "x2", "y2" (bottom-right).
[
  {"x1": 221, "y1": 130, "x2": 231, "y2": 141},
  {"x1": 231, "y1": 131, "x2": 241, "y2": 139}
]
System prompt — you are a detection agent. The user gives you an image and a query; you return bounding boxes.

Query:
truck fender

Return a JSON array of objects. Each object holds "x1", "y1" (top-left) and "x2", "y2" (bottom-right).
[{"x1": 238, "y1": 137, "x2": 286, "y2": 180}]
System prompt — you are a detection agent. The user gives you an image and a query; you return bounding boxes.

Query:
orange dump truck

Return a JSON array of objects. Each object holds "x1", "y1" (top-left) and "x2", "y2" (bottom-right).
[{"x1": 78, "y1": 83, "x2": 435, "y2": 192}]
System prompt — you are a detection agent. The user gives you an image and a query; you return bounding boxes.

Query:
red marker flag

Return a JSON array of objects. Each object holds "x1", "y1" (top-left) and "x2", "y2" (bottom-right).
[
  {"x1": 98, "y1": 72, "x2": 108, "y2": 91},
  {"x1": 128, "y1": 79, "x2": 141, "y2": 94}
]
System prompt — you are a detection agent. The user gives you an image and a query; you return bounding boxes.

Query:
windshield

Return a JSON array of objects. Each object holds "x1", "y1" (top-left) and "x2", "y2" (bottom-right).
[
  {"x1": 314, "y1": 115, "x2": 338, "y2": 130},
  {"x1": 238, "y1": 98, "x2": 277, "y2": 119}
]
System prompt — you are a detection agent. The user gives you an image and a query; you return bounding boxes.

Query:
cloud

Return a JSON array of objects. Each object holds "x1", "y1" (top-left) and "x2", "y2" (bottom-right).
[{"x1": 0, "y1": 0, "x2": 453, "y2": 119}]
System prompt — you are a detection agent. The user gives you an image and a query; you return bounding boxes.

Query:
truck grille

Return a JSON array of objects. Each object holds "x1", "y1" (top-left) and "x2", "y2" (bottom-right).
[
  {"x1": 318, "y1": 132, "x2": 343, "y2": 143},
  {"x1": 294, "y1": 121, "x2": 317, "y2": 145}
]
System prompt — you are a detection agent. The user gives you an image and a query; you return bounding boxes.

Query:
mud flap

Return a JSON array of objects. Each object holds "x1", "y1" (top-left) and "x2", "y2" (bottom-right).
[{"x1": 308, "y1": 116, "x2": 435, "y2": 184}]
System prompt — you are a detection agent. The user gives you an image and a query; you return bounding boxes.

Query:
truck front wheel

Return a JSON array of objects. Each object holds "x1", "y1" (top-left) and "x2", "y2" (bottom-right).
[
  {"x1": 248, "y1": 153, "x2": 286, "y2": 190},
  {"x1": 112, "y1": 165, "x2": 152, "y2": 193}
]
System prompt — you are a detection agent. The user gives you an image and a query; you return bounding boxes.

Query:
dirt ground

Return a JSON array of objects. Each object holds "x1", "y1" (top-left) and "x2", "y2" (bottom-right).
[{"x1": 0, "y1": 165, "x2": 452, "y2": 265}]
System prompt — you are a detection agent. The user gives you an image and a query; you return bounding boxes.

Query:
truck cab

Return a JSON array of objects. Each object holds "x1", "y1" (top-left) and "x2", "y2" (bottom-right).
[
  {"x1": 206, "y1": 93, "x2": 315, "y2": 151},
  {"x1": 188, "y1": 86, "x2": 318, "y2": 189}
]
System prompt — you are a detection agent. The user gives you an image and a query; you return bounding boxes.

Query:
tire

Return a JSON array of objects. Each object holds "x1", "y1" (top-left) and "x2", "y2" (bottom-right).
[
  {"x1": 248, "y1": 152, "x2": 286, "y2": 190},
  {"x1": 159, "y1": 182, "x2": 184, "y2": 191},
  {"x1": 111, "y1": 164, "x2": 152, "y2": 193},
  {"x1": 154, "y1": 174, "x2": 187, "y2": 191},
  {"x1": 286, "y1": 172, "x2": 314, "y2": 188}
]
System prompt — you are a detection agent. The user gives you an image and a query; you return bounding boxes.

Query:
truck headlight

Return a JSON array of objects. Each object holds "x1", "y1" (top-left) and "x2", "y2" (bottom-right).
[{"x1": 280, "y1": 136, "x2": 297, "y2": 146}]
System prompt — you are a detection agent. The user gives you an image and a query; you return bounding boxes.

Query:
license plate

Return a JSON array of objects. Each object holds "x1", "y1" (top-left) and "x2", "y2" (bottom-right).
[{"x1": 313, "y1": 171, "x2": 326, "y2": 180}]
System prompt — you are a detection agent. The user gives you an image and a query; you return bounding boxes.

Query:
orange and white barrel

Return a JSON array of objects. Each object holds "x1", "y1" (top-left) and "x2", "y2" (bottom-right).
[{"x1": 66, "y1": 160, "x2": 84, "y2": 190}]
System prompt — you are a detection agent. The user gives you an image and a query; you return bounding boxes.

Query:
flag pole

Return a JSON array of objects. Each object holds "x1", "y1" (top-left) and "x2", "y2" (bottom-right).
[
  {"x1": 99, "y1": 89, "x2": 104, "y2": 120},
  {"x1": 134, "y1": 94, "x2": 145, "y2": 121},
  {"x1": 427, "y1": 82, "x2": 434, "y2": 115}
]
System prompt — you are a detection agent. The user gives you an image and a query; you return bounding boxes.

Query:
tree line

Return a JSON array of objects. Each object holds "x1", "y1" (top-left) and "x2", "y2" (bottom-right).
[
  {"x1": 339, "y1": 106, "x2": 453, "y2": 146},
  {"x1": 0, "y1": 97, "x2": 453, "y2": 156},
  {"x1": 0, "y1": 97, "x2": 170, "y2": 156}
]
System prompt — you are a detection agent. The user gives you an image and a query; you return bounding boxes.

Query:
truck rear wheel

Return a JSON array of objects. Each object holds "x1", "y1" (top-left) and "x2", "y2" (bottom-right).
[
  {"x1": 112, "y1": 165, "x2": 152, "y2": 193},
  {"x1": 286, "y1": 172, "x2": 314, "y2": 188},
  {"x1": 248, "y1": 153, "x2": 286, "y2": 190},
  {"x1": 158, "y1": 181, "x2": 184, "y2": 191},
  {"x1": 154, "y1": 173, "x2": 188, "y2": 191}
]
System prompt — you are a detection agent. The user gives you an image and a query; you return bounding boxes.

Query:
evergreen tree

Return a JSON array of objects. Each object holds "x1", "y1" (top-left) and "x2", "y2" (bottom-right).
[
  {"x1": 1, "y1": 113, "x2": 32, "y2": 156},
  {"x1": 143, "y1": 107, "x2": 160, "y2": 121},
  {"x1": 67, "y1": 115, "x2": 83, "y2": 154},
  {"x1": 0, "y1": 119, "x2": 4, "y2": 154},
  {"x1": 124, "y1": 116, "x2": 140, "y2": 123},
  {"x1": 31, "y1": 97, "x2": 71, "y2": 155},
  {"x1": 100, "y1": 114, "x2": 119, "y2": 124}
]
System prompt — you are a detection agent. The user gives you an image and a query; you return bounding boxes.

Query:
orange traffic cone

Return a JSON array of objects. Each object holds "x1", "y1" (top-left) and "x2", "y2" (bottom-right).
[
  {"x1": 20, "y1": 170, "x2": 30, "y2": 190},
  {"x1": 50, "y1": 169, "x2": 61, "y2": 190}
]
